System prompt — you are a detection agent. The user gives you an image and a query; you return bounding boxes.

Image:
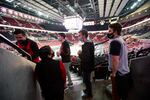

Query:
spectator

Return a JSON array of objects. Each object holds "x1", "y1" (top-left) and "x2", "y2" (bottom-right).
[
  {"x1": 107, "y1": 23, "x2": 131, "y2": 100},
  {"x1": 57, "y1": 33, "x2": 73, "y2": 87},
  {"x1": 13, "y1": 29, "x2": 40, "y2": 63},
  {"x1": 78, "y1": 29, "x2": 94, "y2": 98},
  {"x1": 35, "y1": 45, "x2": 66, "y2": 100}
]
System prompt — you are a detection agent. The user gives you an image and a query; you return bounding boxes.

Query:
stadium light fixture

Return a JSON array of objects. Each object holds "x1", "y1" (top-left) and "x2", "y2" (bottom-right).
[
  {"x1": 63, "y1": 15, "x2": 83, "y2": 31},
  {"x1": 100, "y1": 20, "x2": 105, "y2": 25}
]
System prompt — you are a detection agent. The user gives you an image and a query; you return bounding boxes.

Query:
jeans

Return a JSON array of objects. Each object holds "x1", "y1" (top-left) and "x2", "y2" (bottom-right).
[
  {"x1": 115, "y1": 72, "x2": 132, "y2": 100},
  {"x1": 82, "y1": 71, "x2": 92, "y2": 95},
  {"x1": 64, "y1": 62, "x2": 72, "y2": 84}
]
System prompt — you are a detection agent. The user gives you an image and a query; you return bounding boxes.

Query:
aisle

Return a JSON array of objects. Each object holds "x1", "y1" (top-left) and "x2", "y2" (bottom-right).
[{"x1": 64, "y1": 72, "x2": 111, "y2": 100}]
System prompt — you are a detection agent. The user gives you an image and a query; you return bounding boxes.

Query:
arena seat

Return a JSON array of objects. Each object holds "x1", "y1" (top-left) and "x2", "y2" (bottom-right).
[
  {"x1": 2, "y1": 16, "x2": 18, "y2": 26},
  {"x1": 128, "y1": 56, "x2": 150, "y2": 100},
  {"x1": 0, "y1": 48, "x2": 42, "y2": 100},
  {"x1": 16, "y1": 19, "x2": 33, "y2": 28}
]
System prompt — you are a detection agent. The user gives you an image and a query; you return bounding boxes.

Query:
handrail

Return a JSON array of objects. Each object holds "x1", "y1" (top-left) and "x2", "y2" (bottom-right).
[
  {"x1": 94, "y1": 39, "x2": 109, "y2": 46},
  {"x1": 0, "y1": 34, "x2": 32, "y2": 60}
]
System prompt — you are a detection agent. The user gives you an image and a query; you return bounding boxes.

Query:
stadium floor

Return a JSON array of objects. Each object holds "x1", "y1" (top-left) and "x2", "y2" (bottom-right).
[{"x1": 64, "y1": 72, "x2": 111, "y2": 100}]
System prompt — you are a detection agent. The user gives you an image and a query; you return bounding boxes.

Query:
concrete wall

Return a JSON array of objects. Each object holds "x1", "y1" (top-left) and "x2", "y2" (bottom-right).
[{"x1": 0, "y1": 48, "x2": 42, "y2": 100}]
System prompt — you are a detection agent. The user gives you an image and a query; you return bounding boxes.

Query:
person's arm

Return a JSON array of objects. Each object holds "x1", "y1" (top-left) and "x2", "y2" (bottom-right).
[
  {"x1": 66, "y1": 47, "x2": 70, "y2": 56},
  {"x1": 60, "y1": 41, "x2": 70, "y2": 56},
  {"x1": 111, "y1": 55, "x2": 120, "y2": 77},
  {"x1": 110, "y1": 41, "x2": 121, "y2": 77},
  {"x1": 30, "y1": 41, "x2": 39, "y2": 59}
]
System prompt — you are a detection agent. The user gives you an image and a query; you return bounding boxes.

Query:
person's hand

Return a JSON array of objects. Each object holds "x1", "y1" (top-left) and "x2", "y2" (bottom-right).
[
  {"x1": 56, "y1": 51, "x2": 60, "y2": 57},
  {"x1": 110, "y1": 73, "x2": 116, "y2": 78}
]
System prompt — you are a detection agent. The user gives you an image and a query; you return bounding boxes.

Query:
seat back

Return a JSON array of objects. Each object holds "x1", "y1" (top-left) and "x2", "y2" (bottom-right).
[
  {"x1": 0, "y1": 48, "x2": 42, "y2": 100},
  {"x1": 129, "y1": 56, "x2": 150, "y2": 100}
]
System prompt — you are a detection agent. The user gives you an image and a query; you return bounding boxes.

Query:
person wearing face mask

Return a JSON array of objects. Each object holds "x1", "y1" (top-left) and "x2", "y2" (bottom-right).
[
  {"x1": 13, "y1": 29, "x2": 40, "y2": 63},
  {"x1": 57, "y1": 33, "x2": 73, "y2": 87},
  {"x1": 35, "y1": 45, "x2": 66, "y2": 100},
  {"x1": 107, "y1": 23, "x2": 131, "y2": 100},
  {"x1": 78, "y1": 29, "x2": 94, "y2": 98}
]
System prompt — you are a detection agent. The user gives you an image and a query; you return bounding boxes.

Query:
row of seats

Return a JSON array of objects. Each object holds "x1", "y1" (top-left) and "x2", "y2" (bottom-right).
[
  {"x1": 122, "y1": 15, "x2": 150, "y2": 27},
  {"x1": 128, "y1": 47, "x2": 150, "y2": 60},
  {"x1": 0, "y1": 16, "x2": 43, "y2": 29}
]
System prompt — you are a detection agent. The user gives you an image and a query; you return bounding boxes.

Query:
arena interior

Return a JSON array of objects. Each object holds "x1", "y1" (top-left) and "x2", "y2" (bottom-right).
[{"x1": 0, "y1": 0, "x2": 150, "y2": 100}]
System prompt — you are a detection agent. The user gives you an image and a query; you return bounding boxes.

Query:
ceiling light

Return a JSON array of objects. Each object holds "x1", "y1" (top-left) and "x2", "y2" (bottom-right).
[
  {"x1": 130, "y1": 2, "x2": 138, "y2": 9},
  {"x1": 17, "y1": 2, "x2": 21, "y2": 5},
  {"x1": 37, "y1": 11, "x2": 43, "y2": 16},
  {"x1": 28, "y1": 7, "x2": 32, "y2": 10},
  {"x1": 23, "y1": 5, "x2": 26, "y2": 8},
  {"x1": 13, "y1": 4, "x2": 17, "y2": 8},
  {"x1": 5, "y1": 0, "x2": 14, "y2": 2}
]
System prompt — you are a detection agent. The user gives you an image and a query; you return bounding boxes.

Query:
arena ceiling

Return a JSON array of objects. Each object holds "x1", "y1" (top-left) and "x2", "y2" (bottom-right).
[{"x1": 0, "y1": 0, "x2": 149, "y2": 23}]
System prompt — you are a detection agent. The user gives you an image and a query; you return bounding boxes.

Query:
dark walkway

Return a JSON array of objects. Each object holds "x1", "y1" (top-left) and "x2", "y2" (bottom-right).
[{"x1": 64, "y1": 73, "x2": 112, "y2": 100}]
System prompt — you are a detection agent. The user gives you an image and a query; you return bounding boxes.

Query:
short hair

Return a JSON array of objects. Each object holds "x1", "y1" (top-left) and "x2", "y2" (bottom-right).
[
  {"x1": 58, "y1": 33, "x2": 66, "y2": 38},
  {"x1": 79, "y1": 29, "x2": 88, "y2": 38},
  {"x1": 13, "y1": 29, "x2": 26, "y2": 36},
  {"x1": 109, "y1": 23, "x2": 122, "y2": 35},
  {"x1": 39, "y1": 45, "x2": 52, "y2": 60}
]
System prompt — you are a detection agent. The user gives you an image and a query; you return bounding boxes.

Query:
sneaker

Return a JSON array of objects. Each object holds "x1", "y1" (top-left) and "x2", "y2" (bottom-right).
[
  {"x1": 82, "y1": 93, "x2": 93, "y2": 98},
  {"x1": 82, "y1": 89, "x2": 93, "y2": 98},
  {"x1": 67, "y1": 83, "x2": 73, "y2": 87},
  {"x1": 83, "y1": 89, "x2": 88, "y2": 94},
  {"x1": 64, "y1": 86, "x2": 68, "y2": 92}
]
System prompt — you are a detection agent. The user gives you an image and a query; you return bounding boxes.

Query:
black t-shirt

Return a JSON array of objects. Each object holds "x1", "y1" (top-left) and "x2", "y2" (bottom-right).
[
  {"x1": 81, "y1": 41, "x2": 95, "y2": 72},
  {"x1": 60, "y1": 40, "x2": 70, "y2": 63},
  {"x1": 110, "y1": 40, "x2": 121, "y2": 56}
]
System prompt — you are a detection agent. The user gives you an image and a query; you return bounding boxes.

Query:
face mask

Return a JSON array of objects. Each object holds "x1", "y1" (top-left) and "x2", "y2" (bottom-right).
[
  {"x1": 18, "y1": 40, "x2": 27, "y2": 45},
  {"x1": 107, "y1": 33, "x2": 114, "y2": 39}
]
